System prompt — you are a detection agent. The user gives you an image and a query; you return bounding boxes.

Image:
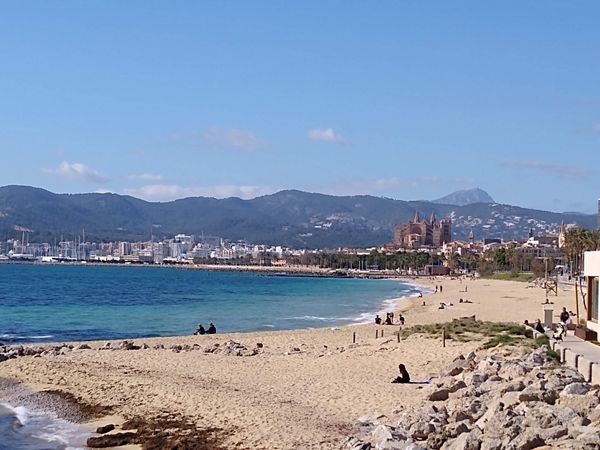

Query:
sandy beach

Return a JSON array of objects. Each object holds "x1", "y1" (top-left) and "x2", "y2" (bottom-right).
[{"x1": 0, "y1": 277, "x2": 577, "y2": 449}]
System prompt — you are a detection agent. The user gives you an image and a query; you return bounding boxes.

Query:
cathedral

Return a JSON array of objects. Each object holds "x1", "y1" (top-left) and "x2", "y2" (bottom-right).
[{"x1": 393, "y1": 211, "x2": 452, "y2": 249}]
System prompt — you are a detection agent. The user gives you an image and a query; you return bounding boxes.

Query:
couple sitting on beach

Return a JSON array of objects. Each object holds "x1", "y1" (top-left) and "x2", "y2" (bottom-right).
[{"x1": 194, "y1": 322, "x2": 216, "y2": 335}]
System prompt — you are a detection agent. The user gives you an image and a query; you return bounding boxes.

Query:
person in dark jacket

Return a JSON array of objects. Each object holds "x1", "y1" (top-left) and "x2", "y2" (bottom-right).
[
  {"x1": 207, "y1": 322, "x2": 217, "y2": 334},
  {"x1": 194, "y1": 324, "x2": 206, "y2": 335},
  {"x1": 392, "y1": 363, "x2": 411, "y2": 383},
  {"x1": 534, "y1": 319, "x2": 545, "y2": 334}
]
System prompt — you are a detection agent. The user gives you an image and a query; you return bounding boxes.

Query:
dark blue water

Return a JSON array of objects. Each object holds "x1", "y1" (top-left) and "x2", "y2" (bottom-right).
[{"x1": 0, "y1": 264, "x2": 417, "y2": 344}]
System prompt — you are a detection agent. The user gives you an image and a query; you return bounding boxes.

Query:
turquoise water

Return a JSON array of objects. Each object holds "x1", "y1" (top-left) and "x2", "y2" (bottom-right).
[
  {"x1": 0, "y1": 264, "x2": 417, "y2": 344},
  {"x1": 0, "y1": 264, "x2": 418, "y2": 449}
]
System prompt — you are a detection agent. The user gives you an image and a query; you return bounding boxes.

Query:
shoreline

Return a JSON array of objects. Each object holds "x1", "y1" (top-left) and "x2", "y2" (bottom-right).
[{"x1": 0, "y1": 277, "x2": 577, "y2": 449}]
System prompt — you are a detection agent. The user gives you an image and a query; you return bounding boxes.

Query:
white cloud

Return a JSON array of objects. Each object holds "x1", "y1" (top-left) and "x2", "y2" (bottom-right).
[
  {"x1": 43, "y1": 161, "x2": 109, "y2": 184},
  {"x1": 203, "y1": 127, "x2": 266, "y2": 151},
  {"x1": 307, "y1": 128, "x2": 346, "y2": 145},
  {"x1": 504, "y1": 160, "x2": 591, "y2": 180},
  {"x1": 123, "y1": 184, "x2": 275, "y2": 201},
  {"x1": 127, "y1": 173, "x2": 164, "y2": 182}
]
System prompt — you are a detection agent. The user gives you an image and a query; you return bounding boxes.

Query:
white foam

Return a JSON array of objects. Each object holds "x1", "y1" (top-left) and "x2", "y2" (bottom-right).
[
  {"x1": 349, "y1": 282, "x2": 430, "y2": 326},
  {"x1": 0, "y1": 403, "x2": 90, "y2": 449},
  {"x1": 288, "y1": 315, "x2": 354, "y2": 321},
  {"x1": 0, "y1": 403, "x2": 29, "y2": 426}
]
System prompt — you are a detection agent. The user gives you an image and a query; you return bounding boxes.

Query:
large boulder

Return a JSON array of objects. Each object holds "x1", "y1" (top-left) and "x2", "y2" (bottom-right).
[
  {"x1": 440, "y1": 428, "x2": 482, "y2": 450},
  {"x1": 428, "y1": 389, "x2": 450, "y2": 402}
]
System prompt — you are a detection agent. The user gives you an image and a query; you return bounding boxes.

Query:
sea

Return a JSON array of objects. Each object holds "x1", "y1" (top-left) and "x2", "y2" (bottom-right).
[{"x1": 0, "y1": 263, "x2": 421, "y2": 449}]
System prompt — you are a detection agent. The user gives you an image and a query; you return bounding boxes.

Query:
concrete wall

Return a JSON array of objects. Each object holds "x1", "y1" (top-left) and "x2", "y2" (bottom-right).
[{"x1": 584, "y1": 251, "x2": 600, "y2": 277}]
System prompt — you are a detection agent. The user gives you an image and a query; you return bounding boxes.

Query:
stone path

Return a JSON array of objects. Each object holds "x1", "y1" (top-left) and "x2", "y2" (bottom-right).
[{"x1": 551, "y1": 332, "x2": 600, "y2": 383}]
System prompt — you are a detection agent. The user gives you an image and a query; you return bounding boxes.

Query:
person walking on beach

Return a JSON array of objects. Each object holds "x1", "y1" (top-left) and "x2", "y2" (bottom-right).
[{"x1": 439, "y1": 285, "x2": 443, "y2": 293}]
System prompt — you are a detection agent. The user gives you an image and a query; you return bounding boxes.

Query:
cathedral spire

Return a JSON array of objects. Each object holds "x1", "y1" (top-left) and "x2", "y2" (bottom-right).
[
  {"x1": 413, "y1": 211, "x2": 421, "y2": 222},
  {"x1": 430, "y1": 211, "x2": 436, "y2": 225}
]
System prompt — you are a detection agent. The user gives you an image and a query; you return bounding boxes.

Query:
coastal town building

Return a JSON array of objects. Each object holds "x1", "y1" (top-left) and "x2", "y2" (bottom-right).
[{"x1": 393, "y1": 211, "x2": 452, "y2": 249}]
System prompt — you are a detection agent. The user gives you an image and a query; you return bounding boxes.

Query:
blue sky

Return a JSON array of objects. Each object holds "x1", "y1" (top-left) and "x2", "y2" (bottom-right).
[{"x1": 1, "y1": 2, "x2": 599, "y2": 212}]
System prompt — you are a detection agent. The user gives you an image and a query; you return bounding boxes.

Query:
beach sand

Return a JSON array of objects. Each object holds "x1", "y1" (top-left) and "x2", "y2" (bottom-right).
[{"x1": 0, "y1": 277, "x2": 577, "y2": 449}]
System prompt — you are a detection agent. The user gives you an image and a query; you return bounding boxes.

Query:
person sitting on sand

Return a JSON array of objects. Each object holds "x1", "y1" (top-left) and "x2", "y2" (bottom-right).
[
  {"x1": 374, "y1": 314, "x2": 382, "y2": 325},
  {"x1": 534, "y1": 319, "x2": 545, "y2": 334},
  {"x1": 524, "y1": 319, "x2": 530, "y2": 327},
  {"x1": 194, "y1": 324, "x2": 206, "y2": 335},
  {"x1": 398, "y1": 314, "x2": 405, "y2": 325},
  {"x1": 392, "y1": 363, "x2": 411, "y2": 384},
  {"x1": 207, "y1": 322, "x2": 217, "y2": 334},
  {"x1": 418, "y1": 291, "x2": 423, "y2": 298}
]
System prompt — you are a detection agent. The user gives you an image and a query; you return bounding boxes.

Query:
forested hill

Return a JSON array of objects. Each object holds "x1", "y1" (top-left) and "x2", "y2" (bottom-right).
[{"x1": 0, "y1": 185, "x2": 595, "y2": 248}]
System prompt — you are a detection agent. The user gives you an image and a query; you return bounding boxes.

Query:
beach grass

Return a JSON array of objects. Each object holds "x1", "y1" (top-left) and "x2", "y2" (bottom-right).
[
  {"x1": 396, "y1": 319, "x2": 537, "y2": 349},
  {"x1": 481, "y1": 272, "x2": 536, "y2": 282}
]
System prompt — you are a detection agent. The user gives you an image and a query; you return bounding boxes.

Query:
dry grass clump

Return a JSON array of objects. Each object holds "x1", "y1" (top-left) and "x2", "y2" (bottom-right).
[{"x1": 396, "y1": 319, "x2": 534, "y2": 349}]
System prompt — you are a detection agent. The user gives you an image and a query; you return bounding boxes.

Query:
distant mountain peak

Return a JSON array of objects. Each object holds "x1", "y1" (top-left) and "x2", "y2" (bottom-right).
[{"x1": 433, "y1": 188, "x2": 494, "y2": 206}]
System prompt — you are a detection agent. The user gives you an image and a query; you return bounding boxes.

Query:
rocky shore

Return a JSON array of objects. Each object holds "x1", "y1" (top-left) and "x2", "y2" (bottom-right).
[{"x1": 345, "y1": 346, "x2": 600, "y2": 450}]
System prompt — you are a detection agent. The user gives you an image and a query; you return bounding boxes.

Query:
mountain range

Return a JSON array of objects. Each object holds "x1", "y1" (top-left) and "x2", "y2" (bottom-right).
[{"x1": 0, "y1": 185, "x2": 595, "y2": 249}]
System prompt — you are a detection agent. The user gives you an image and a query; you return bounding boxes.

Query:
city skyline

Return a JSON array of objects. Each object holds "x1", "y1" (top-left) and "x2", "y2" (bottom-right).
[{"x1": 1, "y1": 2, "x2": 599, "y2": 212}]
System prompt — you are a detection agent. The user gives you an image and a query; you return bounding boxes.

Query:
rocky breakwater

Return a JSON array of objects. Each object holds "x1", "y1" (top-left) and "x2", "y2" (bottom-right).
[
  {"x1": 0, "y1": 339, "x2": 265, "y2": 362},
  {"x1": 345, "y1": 346, "x2": 600, "y2": 450}
]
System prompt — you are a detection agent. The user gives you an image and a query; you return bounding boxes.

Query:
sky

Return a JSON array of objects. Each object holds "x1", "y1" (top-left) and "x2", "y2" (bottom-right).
[{"x1": 1, "y1": 2, "x2": 599, "y2": 213}]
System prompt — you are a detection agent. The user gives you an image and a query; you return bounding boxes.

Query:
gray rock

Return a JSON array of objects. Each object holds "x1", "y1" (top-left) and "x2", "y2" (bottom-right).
[
  {"x1": 561, "y1": 382, "x2": 590, "y2": 396},
  {"x1": 538, "y1": 425, "x2": 568, "y2": 441},
  {"x1": 448, "y1": 380, "x2": 467, "y2": 394},
  {"x1": 576, "y1": 426, "x2": 600, "y2": 445},
  {"x1": 408, "y1": 421, "x2": 434, "y2": 440},
  {"x1": 76, "y1": 344, "x2": 91, "y2": 350},
  {"x1": 500, "y1": 380, "x2": 525, "y2": 394},
  {"x1": 505, "y1": 429, "x2": 545, "y2": 450},
  {"x1": 344, "y1": 437, "x2": 372, "y2": 450},
  {"x1": 568, "y1": 425, "x2": 600, "y2": 439},
  {"x1": 588, "y1": 404, "x2": 600, "y2": 425},
  {"x1": 518, "y1": 381, "x2": 559, "y2": 404},
  {"x1": 498, "y1": 362, "x2": 528, "y2": 380},
  {"x1": 371, "y1": 425, "x2": 409, "y2": 450},
  {"x1": 442, "y1": 420, "x2": 470, "y2": 438},
  {"x1": 440, "y1": 428, "x2": 482, "y2": 450},
  {"x1": 446, "y1": 360, "x2": 467, "y2": 376},
  {"x1": 429, "y1": 389, "x2": 450, "y2": 402},
  {"x1": 480, "y1": 438, "x2": 503, "y2": 450}
]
